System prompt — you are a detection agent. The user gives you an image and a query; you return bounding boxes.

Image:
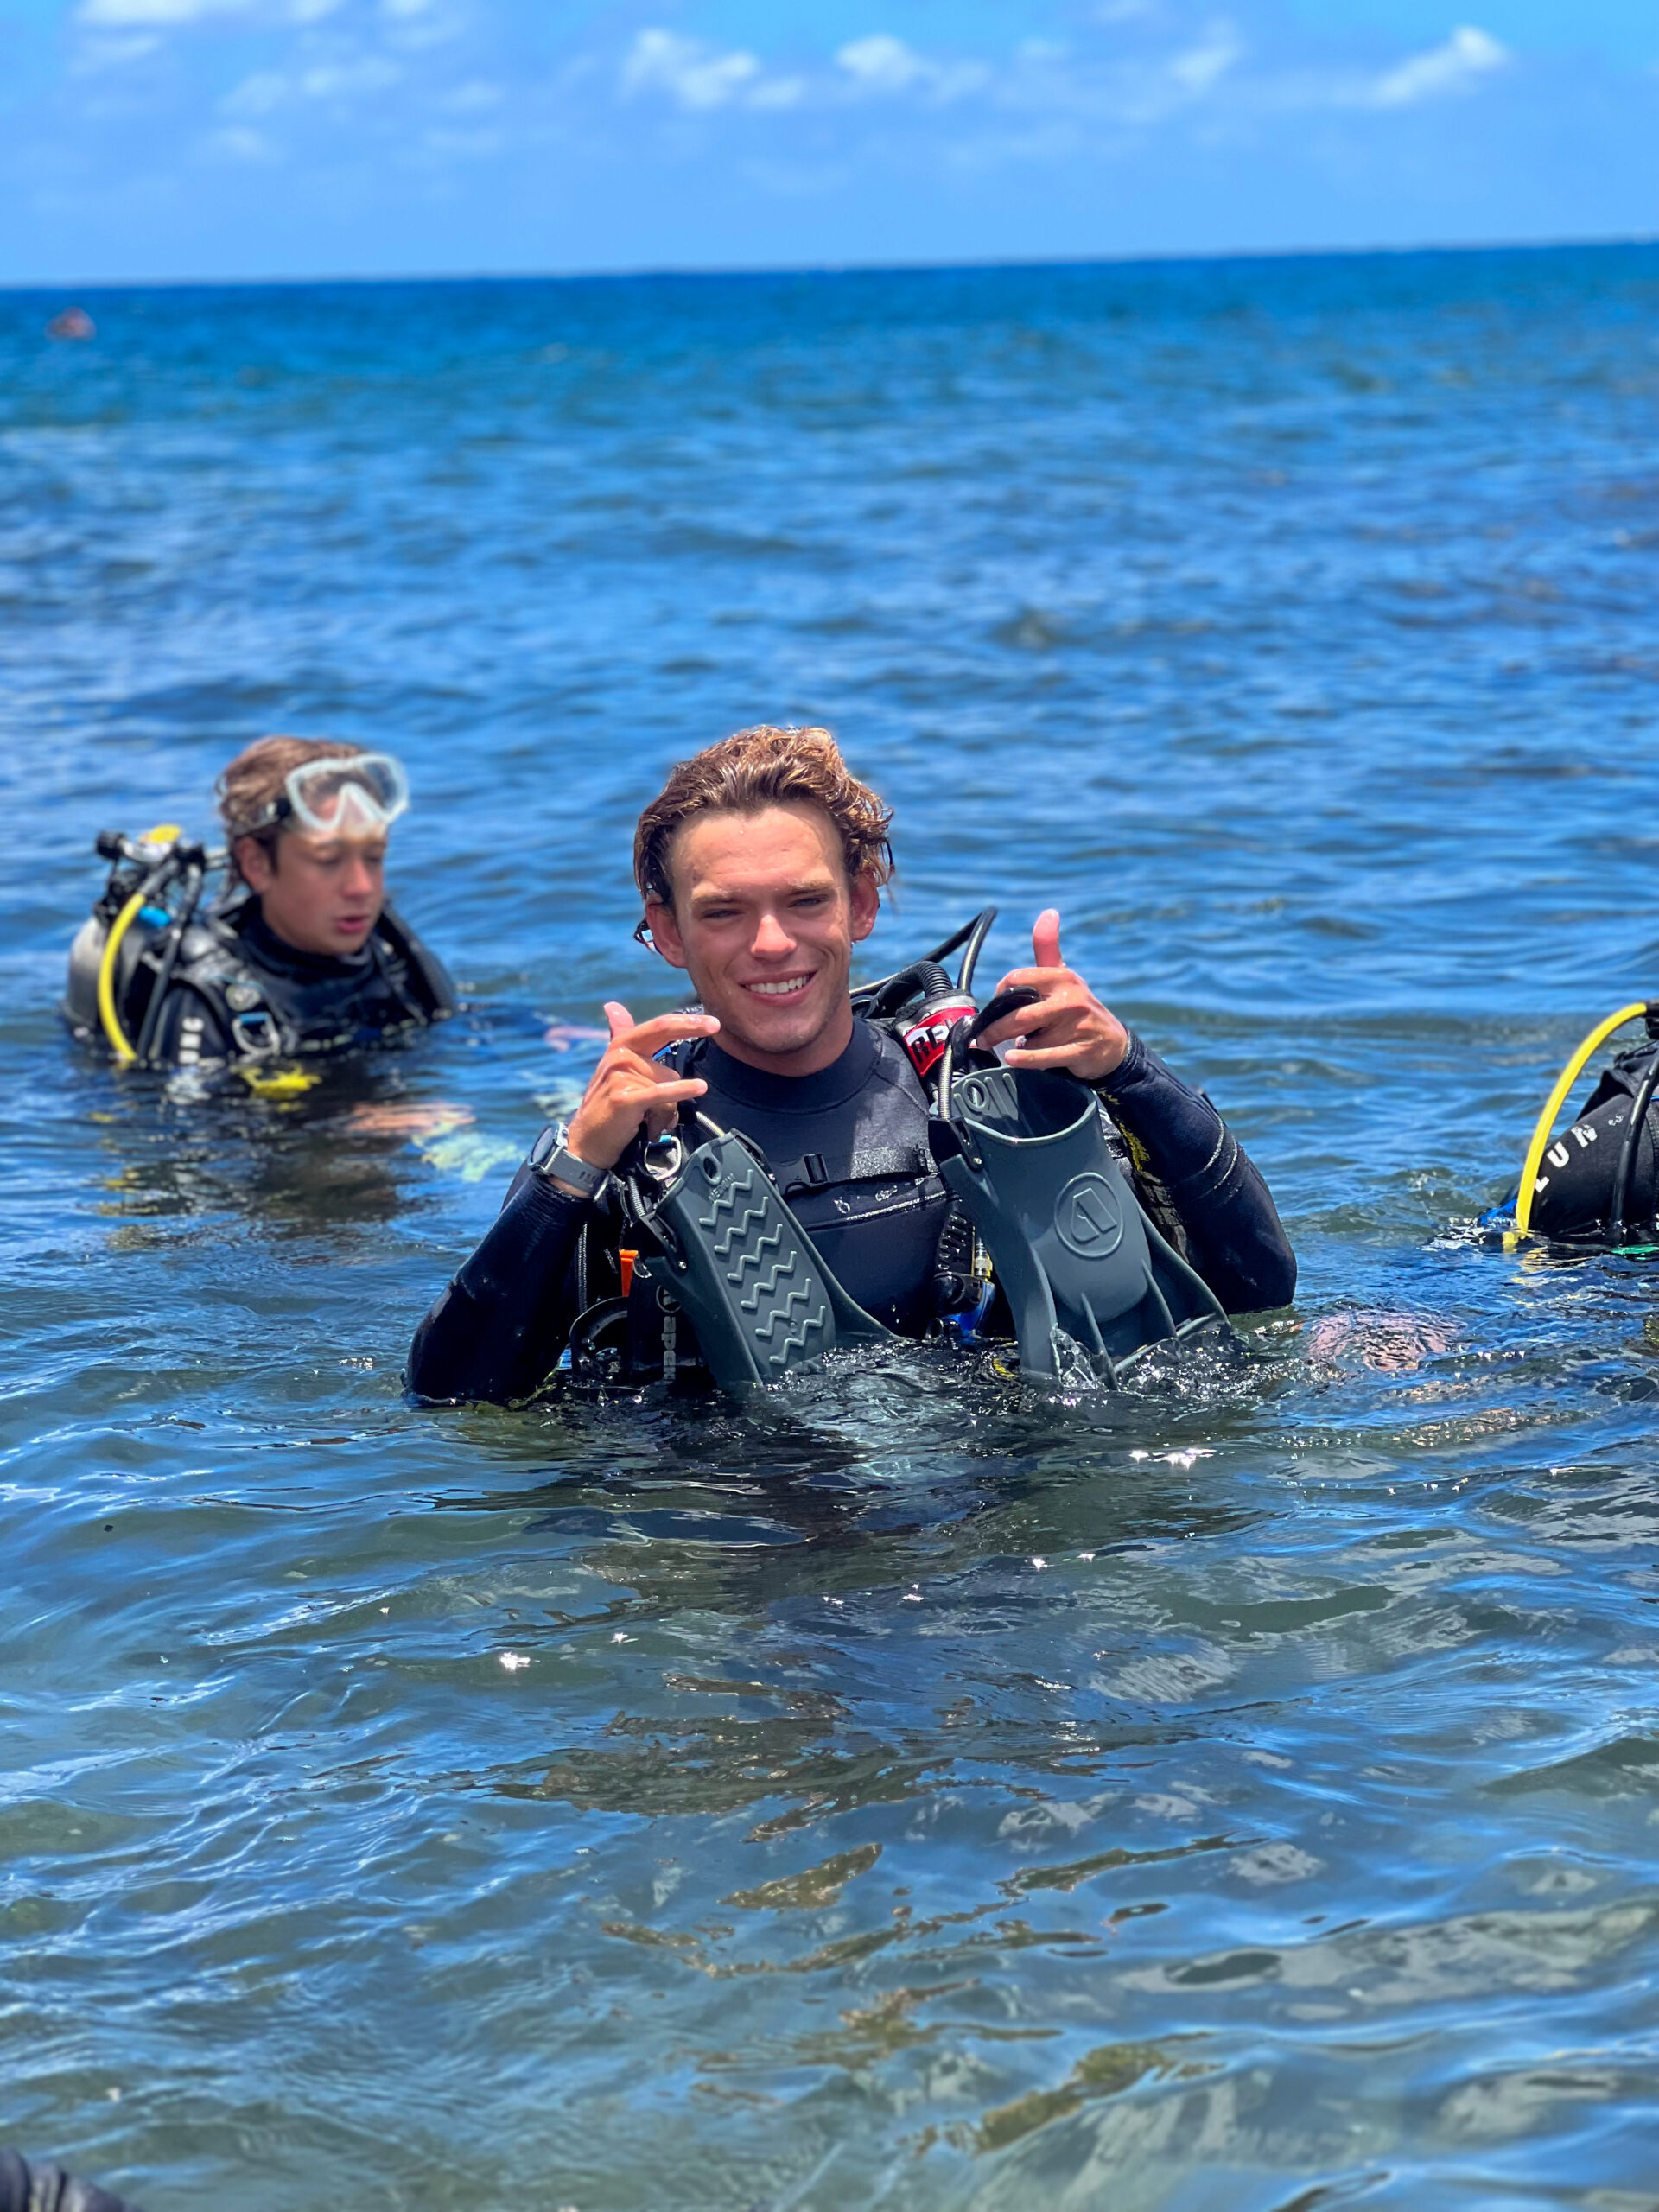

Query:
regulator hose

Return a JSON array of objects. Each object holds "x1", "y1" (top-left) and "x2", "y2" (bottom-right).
[
  {"x1": 1608, "y1": 1048, "x2": 1659, "y2": 1243},
  {"x1": 95, "y1": 889, "x2": 149, "y2": 1064},
  {"x1": 862, "y1": 959, "x2": 953, "y2": 1022},
  {"x1": 131, "y1": 855, "x2": 207, "y2": 1065},
  {"x1": 851, "y1": 909, "x2": 995, "y2": 1020},
  {"x1": 94, "y1": 825, "x2": 183, "y2": 1065},
  {"x1": 1514, "y1": 1001, "x2": 1655, "y2": 1238}
]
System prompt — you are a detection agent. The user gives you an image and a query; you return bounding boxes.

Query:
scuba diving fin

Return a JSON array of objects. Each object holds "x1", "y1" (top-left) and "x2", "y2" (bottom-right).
[
  {"x1": 617, "y1": 1112, "x2": 895, "y2": 1393},
  {"x1": 932, "y1": 993, "x2": 1231, "y2": 1384}
]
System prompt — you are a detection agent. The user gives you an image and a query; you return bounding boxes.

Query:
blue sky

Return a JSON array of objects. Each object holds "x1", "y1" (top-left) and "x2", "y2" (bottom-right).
[{"x1": 2, "y1": 0, "x2": 1654, "y2": 283}]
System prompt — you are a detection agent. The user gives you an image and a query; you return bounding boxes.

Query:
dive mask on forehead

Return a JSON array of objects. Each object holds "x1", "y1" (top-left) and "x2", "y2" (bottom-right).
[{"x1": 278, "y1": 752, "x2": 410, "y2": 836}]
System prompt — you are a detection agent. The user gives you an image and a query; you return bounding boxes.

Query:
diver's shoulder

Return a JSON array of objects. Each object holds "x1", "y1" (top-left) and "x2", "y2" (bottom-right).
[
  {"x1": 860, "y1": 1016, "x2": 925, "y2": 1093},
  {"x1": 377, "y1": 900, "x2": 458, "y2": 1018}
]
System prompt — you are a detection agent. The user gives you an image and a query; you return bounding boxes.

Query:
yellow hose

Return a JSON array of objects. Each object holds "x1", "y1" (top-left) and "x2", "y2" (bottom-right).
[
  {"x1": 1514, "y1": 1001, "x2": 1653, "y2": 1236},
  {"x1": 95, "y1": 826, "x2": 181, "y2": 1065}
]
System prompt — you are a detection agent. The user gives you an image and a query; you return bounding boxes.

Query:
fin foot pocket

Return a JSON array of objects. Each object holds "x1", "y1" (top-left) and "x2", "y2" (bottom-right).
[
  {"x1": 938, "y1": 1058, "x2": 1234, "y2": 1384},
  {"x1": 620, "y1": 1117, "x2": 895, "y2": 1394}
]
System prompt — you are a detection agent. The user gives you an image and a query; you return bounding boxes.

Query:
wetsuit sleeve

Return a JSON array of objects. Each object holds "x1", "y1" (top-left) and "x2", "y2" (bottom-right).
[
  {"x1": 406, "y1": 1164, "x2": 595, "y2": 1402},
  {"x1": 1091, "y1": 1030, "x2": 1297, "y2": 1313},
  {"x1": 147, "y1": 982, "x2": 234, "y2": 1065}
]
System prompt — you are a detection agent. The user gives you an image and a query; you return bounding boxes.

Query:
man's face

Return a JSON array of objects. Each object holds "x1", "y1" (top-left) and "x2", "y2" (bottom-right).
[
  {"x1": 237, "y1": 829, "x2": 387, "y2": 957},
  {"x1": 647, "y1": 803, "x2": 879, "y2": 1074}
]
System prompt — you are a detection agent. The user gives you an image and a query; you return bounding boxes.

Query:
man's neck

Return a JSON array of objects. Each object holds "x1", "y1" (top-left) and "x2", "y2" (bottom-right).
[
  {"x1": 705, "y1": 999, "x2": 855, "y2": 1079},
  {"x1": 242, "y1": 901, "x2": 359, "y2": 968}
]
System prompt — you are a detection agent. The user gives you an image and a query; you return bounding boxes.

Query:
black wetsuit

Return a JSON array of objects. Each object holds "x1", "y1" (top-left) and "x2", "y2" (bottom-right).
[
  {"x1": 1527, "y1": 1044, "x2": 1659, "y2": 1240},
  {"x1": 0, "y1": 2148, "x2": 138, "y2": 2212},
  {"x1": 408, "y1": 1019, "x2": 1296, "y2": 1403},
  {"x1": 84, "y1": 896, "x2": 456, "y2": 1069}
]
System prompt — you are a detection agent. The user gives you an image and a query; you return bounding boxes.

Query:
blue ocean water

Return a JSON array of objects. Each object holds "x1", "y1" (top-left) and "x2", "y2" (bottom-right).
[{"x1": 3, "y1": 244, "x2": 1659, "y2": 2209}]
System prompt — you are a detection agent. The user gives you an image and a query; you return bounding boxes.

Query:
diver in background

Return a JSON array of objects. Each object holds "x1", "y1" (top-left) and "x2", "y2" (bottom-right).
[
  {"x1": 408, "y1": 722, "x2": 1296, "y2": 1402},
  {"x1": 65, "y1": 735, "x2": 455, "y2": 1073}
]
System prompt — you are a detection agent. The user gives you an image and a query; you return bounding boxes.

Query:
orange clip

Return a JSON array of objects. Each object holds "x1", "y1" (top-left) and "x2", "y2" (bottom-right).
[{"x1": 619, "y1": 1249, "x2": 638, "y2": 1298}]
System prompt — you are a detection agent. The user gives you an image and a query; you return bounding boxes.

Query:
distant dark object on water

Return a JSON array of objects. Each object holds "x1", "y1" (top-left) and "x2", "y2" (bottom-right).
[
  {"x1": 0, "y1": 2148, "x2": 141, "y2": 2211},
  {"x1": 47, "y1": 307, "x2": 96, "y2": 341}
]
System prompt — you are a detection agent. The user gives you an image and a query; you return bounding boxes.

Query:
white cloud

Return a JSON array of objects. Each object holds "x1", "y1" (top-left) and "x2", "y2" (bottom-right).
[
  {"x1": 1369, "y1": 24, "x2": 1509, "y2": 107},
  {"x1": 836, "y1": 33, "x2": 926, "y2": 92},
  {"x1": 1167, "y1": 23, "x2": 1240, "y2": 95},
  {"x1": 836, "y1": 33, "x2": 989, "y2": 101},
  {"x1": 206, "y1": 122, "x2": 277, "y2": 158},
  {"x1": 437, "y1": 79, "x2": 502, "y2": 111},
  {"x1": 988, "y1": 20, "x2": 1240, "y2": 128},
  {"x1": 83, "y1": 0, "x2": 342, "y2": 20},
  {"x1": 607, "y1": 13, "x2": 1506, "y2": 143},
  {"x1": 300, "y1": 56, "x2": 400, "y2": 96},
  {"x1": 70, "y1": 29, "x2": 161, "y2": 67},
  {"x1": 748, "y1": 76, "x2": 806, "y2": 111},
  {"x1": 220, "y1": 54, "x2": 399, "y2": 113},
  {"x1": 80, "y1": 0, "x2": 340, "y2": 20},
  {"x1": 622, "y1": 29, "x2": 761, "y2": 110},
  {"x1": 221, "y1": 68, "x2": 287, "y2": 113},
  {"x1": 80, "y1": 0, "x2": 248, "y2": 22}
]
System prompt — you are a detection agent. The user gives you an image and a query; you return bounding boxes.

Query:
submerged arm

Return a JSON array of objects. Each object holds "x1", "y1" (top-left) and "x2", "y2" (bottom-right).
[
  {"x1": 1092, "y1": 1032, "x2": 1296, "y2": 1313},
  {"x1": 406, "y1": 1164, "x2": 593, "y2": 1403}
]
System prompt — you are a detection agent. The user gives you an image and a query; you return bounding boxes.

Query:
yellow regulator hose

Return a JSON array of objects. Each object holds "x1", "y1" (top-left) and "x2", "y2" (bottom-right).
[
  {"x1": 96, "y1": 825, "x2": 181, "y2": 1064},
  {"x1": 1514, "y1": 1001, "x2": 1655, "y2": 1237}
]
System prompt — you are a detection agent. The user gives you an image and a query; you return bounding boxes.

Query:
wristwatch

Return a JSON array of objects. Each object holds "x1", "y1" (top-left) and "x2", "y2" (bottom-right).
[{"x1": 527, "y1": 1122, "x2": 610, "y2": 1204}]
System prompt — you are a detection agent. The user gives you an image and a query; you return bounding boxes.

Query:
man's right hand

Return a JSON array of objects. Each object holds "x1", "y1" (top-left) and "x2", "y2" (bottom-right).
[{"x1": 562, "y1": 1001, "x2": 718, "y2": 1174}]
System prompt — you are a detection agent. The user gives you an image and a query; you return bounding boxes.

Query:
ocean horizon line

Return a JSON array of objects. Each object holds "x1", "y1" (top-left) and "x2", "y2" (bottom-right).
[{"x1": 4, "y1": 228, "x2": 1656, "y2": 301}]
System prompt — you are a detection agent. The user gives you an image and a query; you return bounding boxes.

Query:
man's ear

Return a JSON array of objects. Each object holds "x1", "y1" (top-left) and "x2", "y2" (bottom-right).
[
  {"x1": 849, "y1": 869, "x2": 880, "y2": 944},
  {"x1": 236, "y1": 836, "x2": 276, "y2": 893},
  {"x1": 645, "y1": 898, "x2": 689, "y2": 970}
]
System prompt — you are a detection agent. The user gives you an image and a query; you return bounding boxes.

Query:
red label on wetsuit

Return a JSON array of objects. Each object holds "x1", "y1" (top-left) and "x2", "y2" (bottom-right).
[{"x1": 900, "y1": 995, "x2": 977, "y2": 1081}]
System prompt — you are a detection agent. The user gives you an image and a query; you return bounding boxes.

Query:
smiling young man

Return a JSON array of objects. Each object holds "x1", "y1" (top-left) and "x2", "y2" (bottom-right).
[
  {"x1": 408, "y1": 724, "x2": 1296, "y2": 1402},
  {"x1": 67, "y1": 735, "x2": 456, "y2": 1071}
]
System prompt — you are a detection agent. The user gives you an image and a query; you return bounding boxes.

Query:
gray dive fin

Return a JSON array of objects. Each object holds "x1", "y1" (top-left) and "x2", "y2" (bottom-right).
[
  {"x1": 936, "y1": 1062, "x2": 1231, "y2": 1383},
  {"x1": 625, "y1": 1120, "x2": 894, "y2": 1393}
]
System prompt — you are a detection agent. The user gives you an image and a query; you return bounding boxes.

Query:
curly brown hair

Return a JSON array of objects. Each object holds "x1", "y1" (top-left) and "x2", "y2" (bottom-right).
[
  {"x1": 216, "y1": 734, "x2": 366, "y2": 880},
  {"x1": 633, "y1": 725, "x2": 894, "y2": 913}
]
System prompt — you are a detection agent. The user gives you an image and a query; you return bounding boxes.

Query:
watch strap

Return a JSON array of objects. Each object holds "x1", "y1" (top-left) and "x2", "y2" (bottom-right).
[{"x1": 526, "y1": 1123, "x2": 609, "y2": 1202}]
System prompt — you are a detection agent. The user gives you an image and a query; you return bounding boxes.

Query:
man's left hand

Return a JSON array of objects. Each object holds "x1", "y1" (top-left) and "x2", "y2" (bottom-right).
[{"x1": 977, "y1": 909, "x2": 1129, "y2": 1083}]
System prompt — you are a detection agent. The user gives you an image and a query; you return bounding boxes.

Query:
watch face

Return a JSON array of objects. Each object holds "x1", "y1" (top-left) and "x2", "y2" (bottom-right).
[{"x1": 529, "y1": 1124, "x2": 559, "y2": 1169}]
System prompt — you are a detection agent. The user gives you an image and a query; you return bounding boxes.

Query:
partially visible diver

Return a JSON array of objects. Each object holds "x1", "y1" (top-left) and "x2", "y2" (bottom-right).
[
  {"x1": 65, "y1": 735, "x2": 455, "y2": 1077},
  {"x1": 407, "y1": 722, "x2": 1297, "y2": 1402},
  {"x1": 0, "y1": 2148, "x2": 140, "y2": 2212},
  {"x1": 1503, "y1": 1000, "x2": 1659, "y2": 1243}
]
